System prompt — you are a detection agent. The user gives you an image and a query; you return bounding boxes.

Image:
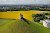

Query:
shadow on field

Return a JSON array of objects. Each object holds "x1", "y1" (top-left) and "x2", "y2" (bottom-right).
[{"x1": 22, "y1": 18, "x2": 30, "y2": 24}]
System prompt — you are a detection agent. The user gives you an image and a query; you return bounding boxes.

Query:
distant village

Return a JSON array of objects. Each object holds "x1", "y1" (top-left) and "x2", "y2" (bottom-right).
[{"x1": 0, "y1": 5, "x2": 50, "y2": 12}]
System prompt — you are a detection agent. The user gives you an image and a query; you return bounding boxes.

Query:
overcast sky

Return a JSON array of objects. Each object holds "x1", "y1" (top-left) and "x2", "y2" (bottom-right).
[{"x1": 0, "y1": 0, "x2": 50, "y2": 5}]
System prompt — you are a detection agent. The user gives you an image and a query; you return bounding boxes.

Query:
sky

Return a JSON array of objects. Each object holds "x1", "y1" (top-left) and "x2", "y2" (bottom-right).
[{"x1": 0, "y1": 0, "x2": 50, "y2": 5}]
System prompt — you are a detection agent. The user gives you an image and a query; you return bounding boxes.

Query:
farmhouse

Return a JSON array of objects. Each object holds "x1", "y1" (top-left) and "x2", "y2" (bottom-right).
[
  {"x1": 43, "y1": 20, "x2": 50, "y2": 28},
  {"x1": 40, "y1": 19, "x2": 50, "y2": 28}
]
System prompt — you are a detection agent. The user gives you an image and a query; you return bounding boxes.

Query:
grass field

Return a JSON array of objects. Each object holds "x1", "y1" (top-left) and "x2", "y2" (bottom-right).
[
  {"x1": 33, "y1": 10, "x2": 50, "y2": 13},
  {"x1": 0, "y1": 19, "x2": 50, "y2": 33},
  {"x1": 0, "y1": 11, "x2": 49, "y2": 21}
]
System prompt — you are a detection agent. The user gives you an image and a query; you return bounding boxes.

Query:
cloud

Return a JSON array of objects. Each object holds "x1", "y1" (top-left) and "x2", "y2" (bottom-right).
[
  {"x1": 35, "y1": 0, "x2": 50, "y2": 4},
  {"x1": 0, "y1": 0, "x2": 50, "y2": 5}
]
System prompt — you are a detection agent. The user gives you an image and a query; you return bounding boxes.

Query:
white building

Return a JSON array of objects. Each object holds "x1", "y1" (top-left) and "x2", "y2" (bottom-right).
[
  {"x1": 40, "y1": 20, "x2": 43, "y2": 23},
  {"x1": 40, "y1": 19, "x2": 50, "y2": 28},
  {"x1": 43, "y1": 20, "x2": 50, "y2": 28}
]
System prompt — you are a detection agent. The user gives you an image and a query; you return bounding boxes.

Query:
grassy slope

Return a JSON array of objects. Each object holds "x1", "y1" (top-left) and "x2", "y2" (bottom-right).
[{"x1": 0, "y1": 19, "x2": 50, "y2": 33}]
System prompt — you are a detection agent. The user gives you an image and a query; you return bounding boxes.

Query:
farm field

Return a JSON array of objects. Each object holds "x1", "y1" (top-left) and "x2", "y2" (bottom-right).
[
  {"x1": 0, "y1": 11, "x2": 49, "y2": 21},
  {"x1": 33, "y1": 10, "x2": 50, "y2": 13},
  {"x1": 0, "y1": 11, "x2": 37, "y2": 21}
]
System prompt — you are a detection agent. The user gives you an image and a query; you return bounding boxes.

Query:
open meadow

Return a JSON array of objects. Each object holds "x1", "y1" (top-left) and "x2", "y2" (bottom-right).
[{"x1": 0, "y1": 19, "x2": 50, "y2": 33}]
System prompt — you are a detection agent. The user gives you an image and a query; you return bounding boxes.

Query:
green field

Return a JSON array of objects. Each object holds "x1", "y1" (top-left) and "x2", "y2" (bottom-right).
[{"x1": 0, "y1": 19, "x2": 50, "y2": 33}]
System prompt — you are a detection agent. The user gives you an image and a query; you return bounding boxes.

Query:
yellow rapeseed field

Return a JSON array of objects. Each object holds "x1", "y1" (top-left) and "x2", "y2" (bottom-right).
[
  {"x1": 0, "y1": 11, "x2": 49, "y2": 21},
  {"x1": 0, "y1": 11, "x2": 37, "y2": 21}
]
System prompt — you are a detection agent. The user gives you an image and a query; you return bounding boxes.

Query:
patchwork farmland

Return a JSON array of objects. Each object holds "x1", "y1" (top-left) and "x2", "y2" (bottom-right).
[{"x1": 0, "y1": 11, "x2": 50, "y2": 33}]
